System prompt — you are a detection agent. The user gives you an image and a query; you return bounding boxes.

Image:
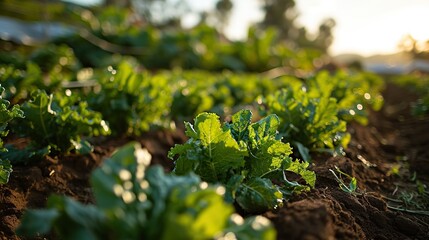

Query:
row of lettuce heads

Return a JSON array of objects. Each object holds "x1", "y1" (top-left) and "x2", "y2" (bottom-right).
[
  {"x1": 0, "y1": 50, "x2": 384, "y2": 239},
  {"x1": 1, "y1": 3, "x2": 323, "y2": 73}
]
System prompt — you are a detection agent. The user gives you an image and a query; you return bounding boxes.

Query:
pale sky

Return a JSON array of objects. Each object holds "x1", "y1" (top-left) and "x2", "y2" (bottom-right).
[
  {"x1": 295, "y1": 0, "x2": 429, "y2": 56},
  {"x1": 69, "y1": 0, "x2": 429, "y2": 56},
  {"x1": 186, "y1": 0, "x2": 429, "y2": 56}
]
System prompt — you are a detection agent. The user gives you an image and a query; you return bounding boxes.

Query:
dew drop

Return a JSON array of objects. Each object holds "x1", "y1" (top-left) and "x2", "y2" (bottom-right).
[
  {"x1": 113, "y1": 184, "x2": 124, "y2": 196},
  {"x1": 215, "y1": 186, "x2": 226, "y2": 195},
  {"x1": 119, "y1": 169, "x2": 132, "y2": 181},
  {"x1": 138, "y1": 193, "x2": 147, "y2": 202},
  {"x1": 199, "y1": 182, "x2": 208, "y2": 190},
  {"x1": 357, "y1": 104, "x2": 363, "y2": 110},
  {"x1": 122, "y1": 191, "x2": 136, "y2": 203},
  {"x1": 251, "y1": 216, "x2": 271, "y2": 230},
  {"x1": 123, "y1": 181, "x2": 133, "y2": 190},
  {"x1": 230, "y1": 214, "x2": 244, "y2": 225},
  {"x1": 364, "y1": 93, "x2": 371, "y2": 100},
  {"x1": 135, "y1": 148, "x2": 151, "y2": 166},
  {"x1": 140, "y1": 180, "x2": 149, "y2": 189}
]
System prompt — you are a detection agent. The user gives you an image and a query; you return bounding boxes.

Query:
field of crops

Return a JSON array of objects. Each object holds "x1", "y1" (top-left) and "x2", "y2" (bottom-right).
[{"x1": 1, "y1": 11, "x2": 429, "y2": 240}]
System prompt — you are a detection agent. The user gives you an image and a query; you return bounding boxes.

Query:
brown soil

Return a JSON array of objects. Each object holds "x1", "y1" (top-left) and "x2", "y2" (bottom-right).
[
  {"x1": 267, "y1": 83, "x2": 429, "y2": 240},
  {"x1": 1, "y1": 83, "x2": 429, "y2": 240}
]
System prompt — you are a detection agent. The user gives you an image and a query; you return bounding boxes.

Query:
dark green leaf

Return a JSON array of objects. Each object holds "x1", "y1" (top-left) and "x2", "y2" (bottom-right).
[
  {"x1": 161, "y1": 186, "x2": 234, "y2": 240},
  {"x1": 0, "y1": 159, "x2": 12, "y2": 184},
  {"x1": 293, "y1": 141, "x2": 311, "y2": 162},
  {"x1": 236, "y1": 178, "x2": 283, "y2": 214},
  {"x1": 16, "y1": 209, "x2": 59, "y2": 236},
  {"x1": 0, "y1": 145, "x2": 50, "y2": 165}
]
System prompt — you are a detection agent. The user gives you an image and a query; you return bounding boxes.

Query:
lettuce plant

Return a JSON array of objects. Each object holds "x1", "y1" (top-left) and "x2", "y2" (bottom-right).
[
  {"x1": 17, "y1": 142, "x2": 276, "y2": 240},
  {"x1": 13, "y1": 90, "x2": 110, "y2": 154},
  {"x1": 169, "y1": 110, "x2": 315, "y2": 213},
  {"x1": 305, "y1": 71, "x2": 384, "y2": 125},
  {"x1": 261, "y1": 87, "x2": 350, "y2": 161},
  {"x1": 87, "y1": 62, "x2": 172, "y2": 135},
  {"x1": 0, "y1": 85, "x2": 24, "y2": 184}
]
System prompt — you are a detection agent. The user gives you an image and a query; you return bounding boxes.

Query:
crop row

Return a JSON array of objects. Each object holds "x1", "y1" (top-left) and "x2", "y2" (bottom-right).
[{"x1": 0, "y1": 51, "x2": 384, "y2": 238}]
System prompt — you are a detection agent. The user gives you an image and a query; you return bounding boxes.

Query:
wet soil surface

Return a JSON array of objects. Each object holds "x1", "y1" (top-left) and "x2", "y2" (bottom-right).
[{"x1": 1, "y1": 83, "x2": 429, "y2": 239}]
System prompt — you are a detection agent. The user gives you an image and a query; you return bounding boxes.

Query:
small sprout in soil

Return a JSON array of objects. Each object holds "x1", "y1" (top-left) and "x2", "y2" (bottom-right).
[
  {"x1": 383, "y1": 173, "x2": 429, "y2": 216},
  {"x1": 387, "y1": 164, "x2": 401, "y2": 177},
  {"x1": 329, "y1": 166, "x2": 358, "y2": 195}
]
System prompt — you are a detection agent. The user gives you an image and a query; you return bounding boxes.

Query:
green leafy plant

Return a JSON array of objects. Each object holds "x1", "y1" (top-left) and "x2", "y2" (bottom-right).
[
  {"x1": 329, "y1": 166, "x2": 358, "y2": 195},
  {"x1": 261, "y1": 87, "x2": 350, "y2": 161},
  {"x1": 0, "y1": 63, "x2": 43, "y2": 102},
  {"x1": 17, "y1": 142, "x2": 276, "y2": 240},
  {"x1": 305, "y1": 70, "x2": 384, "y2": 125},
  {"x1": 13, "y1": 90, "x2": 110, "y2": 154},
  {"x1": 168, "y1": 70, "x2": 287, "y2": 121},
  {"x1": 383, "y1": 172, "x2": 429, "y2": 215},
  {"x1": 168, "y1": 110, "x2": 315, "y2": 213},
  {"x1": 0, "y1": 85, "x2": 24, "y2": 184},
  {"x1": 0, "y1": 45, "x2": 81, "y2": 103},
  {"x1": 87, "y1": 62, "x2": 172, "y2": 135},
  {"x1": 0, "y1": 159, "x2": 12, "y2": 184}
]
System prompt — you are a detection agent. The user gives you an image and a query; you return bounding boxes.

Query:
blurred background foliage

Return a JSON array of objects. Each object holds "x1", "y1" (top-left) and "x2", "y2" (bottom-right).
[{"x1": 0, "y1": 0, "x2": 338, "y2": 73}]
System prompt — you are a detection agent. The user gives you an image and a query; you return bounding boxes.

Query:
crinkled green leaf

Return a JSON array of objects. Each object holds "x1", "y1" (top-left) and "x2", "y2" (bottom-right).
[
  {"x1": 0, "y1": 86, "x2": 24, "y2": 184},
  {"x1": 161, "y1": 186, "x2": 234, "y2": 240},
  {"x1": 227, "y1": 109, "x2": 252, "y2": 148},
  {"x1": 262, "y1": 87, "x2": 349, "y2": 160},
  {"x1": 236, "y1": 177, "x2": 283, "y2": 214},
  {"x1": 168, "y1": 143, "x2": 198, "y2": 174},
  {"x1": 286, "y1": 160, "x2": 316, "y2": 188},
  {"x1": 249, "y1": 114, "x2": 280, "y2": 143},
  {"x1": 0, "y1": 159, "x2": 12, "y2": 184},
  {"x1": 245, "y1": 114, "x2": 292, "y2": 178},
  {"x1": 309, "y1": 71, "x2": 385, "y2": 124},
  {"x1": 0, "y1": 103, "x2": 24, "y2": 128},
  {"x1": 248, "y1": 139, "x2": 292, "y2": 178},
  {"x1": 170, "y1": 110, "x2": 314, "y2": 213},
  {"x1": 16, "y1": 90, "x2": 110, "y2": 153},
  {"x1": 170, "y1": 112, "x2": 246, "y2": 182},
  {"x1": 87, "y1": 62, "x2": 172, "y2": 135}
]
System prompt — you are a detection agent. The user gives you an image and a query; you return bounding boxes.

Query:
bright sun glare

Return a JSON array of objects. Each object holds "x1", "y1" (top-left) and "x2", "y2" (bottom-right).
[
  {"x1": 69, "y1": 0, "x2": 429, "y2": 56},
  {"x1": 327, "y1": 4, "x2": 429, "y2": 56}
]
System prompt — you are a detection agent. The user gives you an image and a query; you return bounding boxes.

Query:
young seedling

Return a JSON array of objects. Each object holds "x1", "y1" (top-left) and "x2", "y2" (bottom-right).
[
  {"x1": 329, "y1": 166, "x2": 358, "y2": 195},
  {"x1": 383, "y1": 173, "x2": 429, "y2": 216}
]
